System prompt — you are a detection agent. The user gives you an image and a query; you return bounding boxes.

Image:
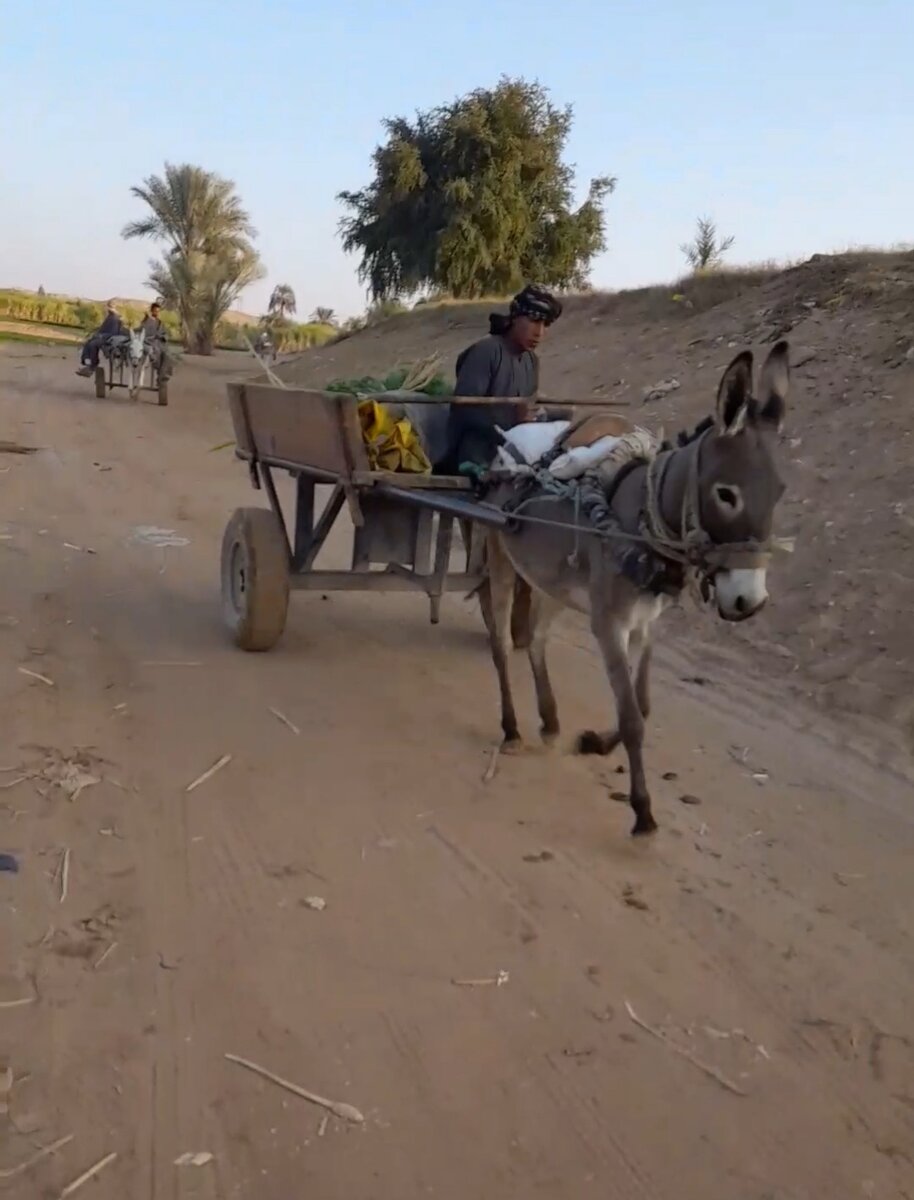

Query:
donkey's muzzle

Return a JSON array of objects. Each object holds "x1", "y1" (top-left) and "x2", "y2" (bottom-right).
[{"x1": 714, "y1": 568, "x2": 769, "y2": 622}]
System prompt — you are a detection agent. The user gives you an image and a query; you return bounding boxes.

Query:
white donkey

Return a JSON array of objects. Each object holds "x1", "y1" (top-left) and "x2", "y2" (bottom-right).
[{"x1": 127, "y1": 329, "x2": 150, "y2": 400}]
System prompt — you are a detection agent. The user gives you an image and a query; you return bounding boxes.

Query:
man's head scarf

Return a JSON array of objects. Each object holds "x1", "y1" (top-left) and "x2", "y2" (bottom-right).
[
  {"x1": 509, "y1": 284, "x2": 563, "y2": 325},
  {"x1": 489, "y1": 284, "x2": 563, "y2": 336}
]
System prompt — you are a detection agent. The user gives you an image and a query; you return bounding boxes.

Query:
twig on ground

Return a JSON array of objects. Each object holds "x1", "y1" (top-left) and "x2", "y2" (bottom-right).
[
  {"x1": 269, "y1": 707, "x2": 300, "y2": 736},
  {"x1": 0, "y1": 774, "x2": 28, "y2": 790},
  {"x1": 18, "y1": 666, "x2": 55, "y2": 687},
  {"x1": 0, "y1": 996, "x2": 35, "y2": 1009},
  {"x1": 174, "y1": 1152, "x2": 214, "y2": 1167},
  {"x1": 92, "y1": 942, "x2": 117, "y2": 970},
  {"x1": 58, "y1": 1151, "x2": 118, "y2": 1197},
  {"x1": 59, "y1": 848, "x2": 70, "y2": 904},
  {"x1": 0, "y1": 1133, "x2": 74, "y2": 1180},
  {"x1": 452, "y1": 971, "x2": 510, "y2": 988},
  {"x1": 185, "y1": 755, "x2": 232, "y2": 793},
  {"x1": 482, "y1": 745, "x2": 500, "y2": 784},
  {"x1": 224, "y1": 1053, "x2": 364, "y2": 1124},
  {"x1": 624, "y1": 1000, "x2": 747, "y2": 1097}
]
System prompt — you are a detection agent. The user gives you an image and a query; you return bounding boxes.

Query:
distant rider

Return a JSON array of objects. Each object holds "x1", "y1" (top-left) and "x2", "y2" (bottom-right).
[
  {"x1": 136, "y1": 301, "x2": 172, "y2": 380},
  {"x1": 76, "y1": 301, "x2": 125, "y2": 376}
]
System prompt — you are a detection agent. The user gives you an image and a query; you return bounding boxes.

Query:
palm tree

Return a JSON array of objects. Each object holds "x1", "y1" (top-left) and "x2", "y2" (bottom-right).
[
  {"x1": 310, "y1": 306, "x2": 336, "y2": 325},
  {"x1": 123, "y1": 163, "x2": 256, "y2": 257},
  {"x1": 149, "y1": 246, "x2": 264, "y2": 356},
  {"x1": 123, "y1": 162, "x2": 263, "y2": 354},
  {"x1": 268, "y1": 284, "x2": 297, "y2": 320}
]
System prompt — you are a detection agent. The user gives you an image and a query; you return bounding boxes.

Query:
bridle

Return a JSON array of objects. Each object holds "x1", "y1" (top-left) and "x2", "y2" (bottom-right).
[{"x1": 642, "y1": 427, "x2": 774, "y2": 590}]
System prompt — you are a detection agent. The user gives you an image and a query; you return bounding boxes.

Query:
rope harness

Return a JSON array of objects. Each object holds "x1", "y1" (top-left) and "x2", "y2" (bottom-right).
[{"x1": 480, "y1": 427, "x2": 776, "y2": 602}]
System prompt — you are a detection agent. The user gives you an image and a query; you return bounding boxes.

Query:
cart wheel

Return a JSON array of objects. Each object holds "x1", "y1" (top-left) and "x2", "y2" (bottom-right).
[
  {"x1": 221, "y1": 507, "x2": 290, "y2": 651},
  {"x1": 94, "y1": 368, "x2": 106, "y2": 399},
  {"x1": 157, "y1": 380, "x2": 169, "y2": 406}
]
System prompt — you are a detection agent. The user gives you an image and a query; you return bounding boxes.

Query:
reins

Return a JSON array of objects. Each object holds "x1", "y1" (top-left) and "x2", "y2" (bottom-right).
[{"x1": 482, "y1": 425, "x2": 776, "y2": 593}]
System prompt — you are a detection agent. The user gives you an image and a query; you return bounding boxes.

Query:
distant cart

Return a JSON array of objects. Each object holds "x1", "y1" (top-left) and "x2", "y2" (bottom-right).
[
  {"x1": 222, "y1": 380, "x2": 626, "y2": 650},
  {"x1": 94, "y1": 334, "x2": 169, "y2": 405}
]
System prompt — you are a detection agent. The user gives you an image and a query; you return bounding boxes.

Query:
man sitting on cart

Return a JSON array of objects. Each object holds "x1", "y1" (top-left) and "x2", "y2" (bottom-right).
[
  {"x1": 136, "y1": 302, "x2": 173, "y2": 380},
  {"x1": 76, "y1": 301, "x2": 127, "y2": 377},
  {"x1": 444, "y1": 283, "x2": 565, "y2": 473}
]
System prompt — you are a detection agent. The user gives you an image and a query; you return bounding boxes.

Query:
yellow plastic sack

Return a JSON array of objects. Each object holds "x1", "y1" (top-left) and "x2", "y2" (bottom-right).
[{"x1": 357, "y1": 398, "x2": 431, "y2": 474}]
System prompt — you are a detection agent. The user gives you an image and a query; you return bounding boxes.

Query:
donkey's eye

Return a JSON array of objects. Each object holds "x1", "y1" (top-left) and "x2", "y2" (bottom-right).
[{"x1": 712, "y1": 483, "x2": 743, "y2": 516}]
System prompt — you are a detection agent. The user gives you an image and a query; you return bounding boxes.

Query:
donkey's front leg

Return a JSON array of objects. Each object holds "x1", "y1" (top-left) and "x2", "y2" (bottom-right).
[
  {"x1": 592, "y1": 617, "x2": 658, "y2": 836},
  {"x1": 576, "y1": 636, "x2": 651, "y2": 756},
  {"x1": 484, "y1": 535, "x2": 522, "y2": 749}
]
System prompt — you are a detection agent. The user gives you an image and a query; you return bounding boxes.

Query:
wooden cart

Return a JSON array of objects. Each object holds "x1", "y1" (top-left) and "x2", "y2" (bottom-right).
[
  {"x1": 222, "y1": 381, "x2": 509, "y2": 650},
  {"x1": 95, "y1": 337, "x2": 169, "y2": 405}
]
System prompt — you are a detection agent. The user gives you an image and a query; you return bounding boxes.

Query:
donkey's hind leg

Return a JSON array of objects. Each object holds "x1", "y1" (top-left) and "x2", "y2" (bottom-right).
[
  {"x1": 484, "y1": 535, "x2": 522, "y2": 749},
  {"x1": 576, "y1": 633, "x2": 651, "y2": 756},
  {"x1": 511, "y1": 576, "x2": 533, "y2": 650},
  {"x1": 527, "y1": 592, "x2": 562, "y2": 745},
  {"x1": 634, "y1": 640, "x2": 652, "y2": 719}
]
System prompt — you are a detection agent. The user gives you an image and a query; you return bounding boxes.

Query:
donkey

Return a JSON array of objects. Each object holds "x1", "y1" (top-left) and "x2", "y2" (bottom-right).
[
  {"x1": 479, "y1": 342, "x2": 790, "y2": 836},
  {"x1": 127, "y1": 329, "x2": 148, "y2": 399}
]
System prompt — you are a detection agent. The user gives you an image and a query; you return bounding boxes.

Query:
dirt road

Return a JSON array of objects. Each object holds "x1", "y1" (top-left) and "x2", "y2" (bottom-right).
[{"x1": 2, "y1": 346, "x2": 912, "y2": 1199}]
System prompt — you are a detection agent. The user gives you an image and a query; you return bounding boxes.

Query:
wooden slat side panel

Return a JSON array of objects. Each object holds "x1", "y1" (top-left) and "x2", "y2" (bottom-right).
[
  {"x1": 226, "y1": 382, "x2": 254, "y2": 456},
  {"x1": 241, "y1": 386, "x2": 370, "y2": 475}
]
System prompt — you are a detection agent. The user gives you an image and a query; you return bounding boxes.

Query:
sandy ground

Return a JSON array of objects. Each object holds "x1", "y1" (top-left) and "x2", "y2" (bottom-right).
[{"x1": 1, "y1": 345, "x2": 913, "y2": 1199}]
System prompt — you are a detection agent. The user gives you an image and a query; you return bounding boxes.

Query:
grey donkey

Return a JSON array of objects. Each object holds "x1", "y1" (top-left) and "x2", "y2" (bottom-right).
[{"x1": 478, "y1": 342, "x2": 790, "y2": 836}]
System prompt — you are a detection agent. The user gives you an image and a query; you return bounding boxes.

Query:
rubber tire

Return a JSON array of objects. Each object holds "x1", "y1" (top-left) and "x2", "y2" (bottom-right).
[
  {"x1": 221, "y1": 507, "x2": 290, "y2": 651},
  {"x1": 157, "y1": 380, "x2": 169, "y2": 406},
  {"x1": 94, "y1": 367, "x2": 106, "y2": 399}
]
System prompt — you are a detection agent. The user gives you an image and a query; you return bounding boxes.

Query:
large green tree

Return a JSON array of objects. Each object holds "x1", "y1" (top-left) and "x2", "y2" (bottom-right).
[
  {"x1": 122, "y1": 162, "x2": 264, "y2": 354},
  {"x1": 338, "y1": 78, "x2": 615, "y2": 301}
]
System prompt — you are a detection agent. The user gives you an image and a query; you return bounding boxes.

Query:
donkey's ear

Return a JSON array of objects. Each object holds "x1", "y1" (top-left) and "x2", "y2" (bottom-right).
[
  {"x1": 756, "y1": 340, "x2": 790, "y2": 432},
  {"x1": 716, "y1": 350, "x2": 753, "y2": 435}
]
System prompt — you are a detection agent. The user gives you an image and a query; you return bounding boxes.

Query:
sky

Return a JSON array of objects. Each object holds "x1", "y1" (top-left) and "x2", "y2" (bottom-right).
[{"x1": 1, "y1": 0, "x2": 911, "y2": 320}]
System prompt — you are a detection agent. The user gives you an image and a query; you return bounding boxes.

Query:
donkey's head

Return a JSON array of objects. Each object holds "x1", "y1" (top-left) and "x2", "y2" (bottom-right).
[
  {"x1": 128, "y1": 329, "x2": 147, "y2": 367},
  {"x1": 695, "y1": 341, "x2": 789, "y2": 621}
]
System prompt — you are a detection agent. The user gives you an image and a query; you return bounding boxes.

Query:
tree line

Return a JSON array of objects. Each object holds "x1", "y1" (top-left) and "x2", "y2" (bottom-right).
[
  {"x1": 103, "y1": 76, "x2": 735, "y2": 355},
  {"x1": 0, "y1": 287, "x2": 337, "y2": 353}
]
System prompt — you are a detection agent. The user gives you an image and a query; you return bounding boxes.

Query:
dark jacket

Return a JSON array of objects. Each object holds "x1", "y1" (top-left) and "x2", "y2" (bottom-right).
[
  {"x1": 97, "y1": 312, "x2": 124, "y2": 338},
  {"x1": 137, "y1": 315, "x2": 166, "y2": 341},
  {"x1": 446, "y1": 334, "x2": 539, "y2": 470}
]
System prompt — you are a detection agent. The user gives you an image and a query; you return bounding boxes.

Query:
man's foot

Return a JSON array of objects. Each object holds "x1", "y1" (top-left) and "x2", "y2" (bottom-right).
[{"x1": 76, "y1": 366, "x2": 93, "y2": 377}]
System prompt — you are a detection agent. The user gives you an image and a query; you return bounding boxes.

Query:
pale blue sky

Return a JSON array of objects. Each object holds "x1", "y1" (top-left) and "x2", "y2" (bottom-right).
[{"x1": 1, "y1": 0, "x2": 910, "y2": 319}]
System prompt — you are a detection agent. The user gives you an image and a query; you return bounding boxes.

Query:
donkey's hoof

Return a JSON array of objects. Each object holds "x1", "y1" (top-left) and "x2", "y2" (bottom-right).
[
  {"x1": 576, "y1": 730, "x2": 611, "y2": 756},
  {"x1": 539, "y1": 725, "x2": 560, "y2": 749},
  {"x1": 631, "y1": 814, "x2": 659, "y2": 837},
  {"x1": 501, "y1": 736, "x2": 525, "y2": 757}
]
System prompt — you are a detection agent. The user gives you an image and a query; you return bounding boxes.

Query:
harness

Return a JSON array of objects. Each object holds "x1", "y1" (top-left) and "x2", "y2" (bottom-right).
[
  {"x1": 642, "y1": 428, "x2": 774, "y2": 574},
  {"x1": 483, "y1": 426, "x2": 776, "y2": 602}
]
